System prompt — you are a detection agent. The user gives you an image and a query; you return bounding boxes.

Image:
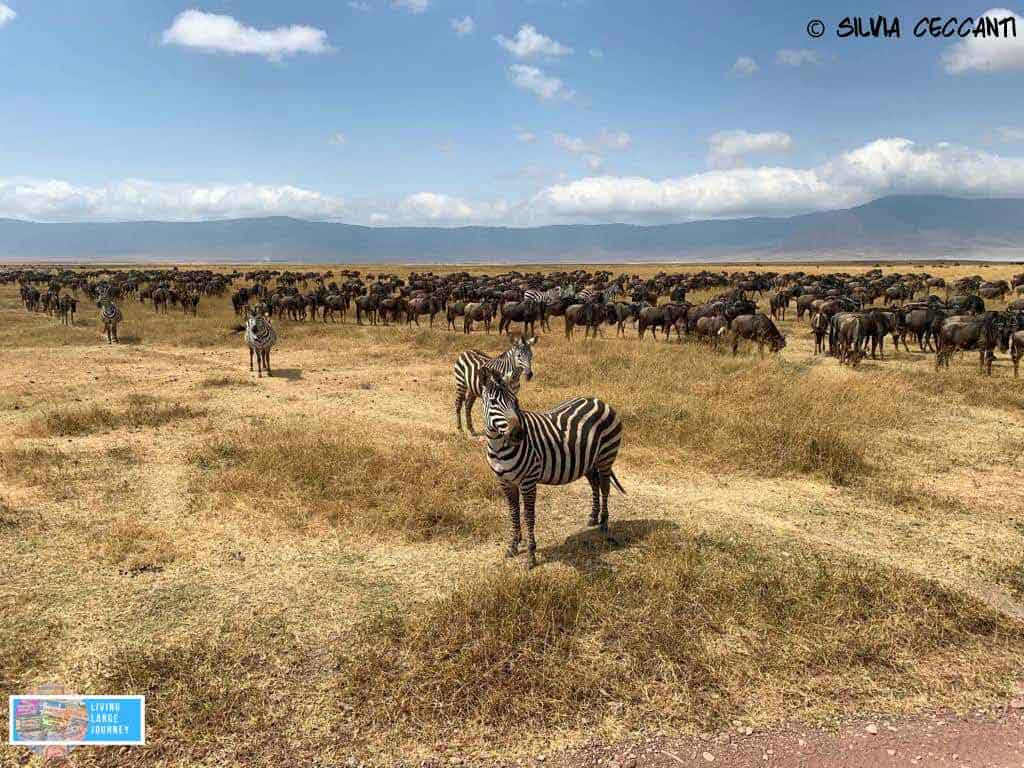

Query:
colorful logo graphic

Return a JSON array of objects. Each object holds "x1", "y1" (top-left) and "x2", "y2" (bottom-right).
[{"x1": 9, "y1": 685, "x2": 145, "y2": 759}]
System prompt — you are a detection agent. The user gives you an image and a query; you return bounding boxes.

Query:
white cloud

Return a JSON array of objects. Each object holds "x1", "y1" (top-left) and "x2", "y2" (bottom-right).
[
  {"x1": 777, "y1": 48, "x2": 821, "y2": 67},
  {"x1": 997, "y1": 126, "x2": 1024, "y2": 143},
  {"x1": 732, "y1": 55, "x2": 758, "y2": 75},
  {"x1": 0, "y1": 4, "x2": 16, "y2": 27},
  {"x1": 451, "y1": 15, "x2": 475, "y2": 36},
  {"x1": 0, "y1": 178, "x2": 347, "y2": 222},
  {"x1": 496, "y1": 24, "x2": 572, "y2": 59},
  {"x1": 392, "y1": 0, "x2": 429, "y2": 13},
  {"x1": 329, "y1": 132, "x2": 347, "y2": 146},
  {"x1": 515, "y1": 130, "x2": 537, "y2": 143},
  {"x1": 399, "y1": 192, "x2": 508, "y2": 224},
  {"x1": 509, "y1": 65, "x2": 573, "y2": 101},
  {"x1": 369, "y1": 212, "x2": 390, "y2": 224},
  {"x1": 589, "y1": 47, "x2": 604, "y2": 59},
  {"x1": 707, "y1": 130, "x2": 793, "y2": 167},
  {"x1": 532, "y1": 138, "x2": 1024, "y2": 223},
  {"x1": 583, "y1": 155, "x2": 604, "y2": 172},
  {"x1": 943, "y1": 8, "x2": 1024, "y2": 73},
  {"x1": 161, "y1": 10, "x2": 332, "y2": 61},
  {"x1": 438, "y1": 139, "x2": 455, "y2": 154},
  {"x1": 348, "y1": 1, "x2": 372, "y2": 11},
  {"x1": 554, "y1": 130, "x2": 631, "y2": 171}
]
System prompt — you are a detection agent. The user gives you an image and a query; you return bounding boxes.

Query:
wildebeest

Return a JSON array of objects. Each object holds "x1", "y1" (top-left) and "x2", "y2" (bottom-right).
[
  {"x1": 935, "y1": 312, "x2": 1006, "y2": 375},
  {"x1": 637, "y1": 305, "x2": 671, "y2": 340},
  {"x1": 606, "y1": 302, "x2": 640, "y2": 337},
  {"x1": 769, "y1": 291, "x2": 790, "y2": 320},
  {"x1": 407, "y1": 296, "x2": 442, "y2": 327},
  {"x1": 463, "y1": 301, "x2": 494, "y2": 334},
  {"x1": 694, "y1": 315, "x2": 728, "y2": 349},
  {"x1": 355, "y1": 294, "x2": 379, "y2": 325},
  {"x1": 832, "y1": 313, "x2": 864, "y2": 366},
  {"x1": 727, "y1": 313, "x2": 786, "y2": 357},
  {"x1": 564, "y1": 303, "x2": 605, "y2": 339},
  {"x1": 1012, "y1": 330, "x2": 1024, "y2": 378},
  {"x1": 811, "y1": 311, "x2": 828, "y2": 355},
  {"x1": 499, "y1": 301, "x2": 542, "y2": 337},
  {"x1": 858, "y1": 309, "x2": 900, "y2": 359}
]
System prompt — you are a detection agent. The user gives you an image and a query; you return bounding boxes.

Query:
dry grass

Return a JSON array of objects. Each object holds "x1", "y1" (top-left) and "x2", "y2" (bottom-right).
[
  {"x1": 28, "y1": 395, "x2": 204, "y2": 437},
  {"x1": 91, "y1": 516, "x2": 179, "y2": 574},
  {"x1": 190, "y1": 423, "x2": 503, "y2": 540}
]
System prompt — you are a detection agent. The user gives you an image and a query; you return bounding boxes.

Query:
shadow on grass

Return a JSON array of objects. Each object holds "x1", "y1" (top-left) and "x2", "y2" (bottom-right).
[
  {"x1": 270, "y1": 368, "x2": 303, "y2": 381},
  {"x1": 537, "y1": 518, "x2": 679, "y2": 573}
]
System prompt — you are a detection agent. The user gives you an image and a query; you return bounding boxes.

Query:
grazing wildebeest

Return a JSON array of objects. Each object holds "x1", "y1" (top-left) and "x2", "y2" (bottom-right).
[
  {"x1": 858, "y1": 309, "x2": 900, "y2": 359},
  {"x1": 463, "y1": 301, "x2": 494, "y2": 334},
  {"x1": 694, "y1": 315, "x2": 728, "y2": 349},
  {"x1": 811, "y1": 311, "x2": 828, "y2": 355},
  {"x1": 637, "y1": 305, "x2": 671, "y2": 340},
  {"x1": 935, "y1": 312, "x2": 1006, "y2": 375},
  {"x1": 499, "y1": 301, "x2": 542, "y2": 337},
  {"x1": 796, "y1": 293, "x2": 821, "y2": 321},
  {"x1": 606, "y1": 302, "x2": 640, "y2": 337},
  {"x1": 407, "y1": 296, "x2": 442, "y2": 327},
  {"x1": 769, "y1": 291, "x2": 791, "y2": 320},
  {"x1": 321, "y1": 294, "x2": 348, "y2": 322},
  {"x1": 446, "y1": 300, "x2": 467, "y2": 331},
  {"x1": 728, "y1": 313, "x2": 786, "y2": 357},
  {"x1": 564, "y1": 303, "x2": 605, "y2": 339},
  {"x1": 355, "y1": 294, "x2": 379, "y2": 325},
  {"x1": 833, "y1": 313, "x2": 864, "y2": 366}
]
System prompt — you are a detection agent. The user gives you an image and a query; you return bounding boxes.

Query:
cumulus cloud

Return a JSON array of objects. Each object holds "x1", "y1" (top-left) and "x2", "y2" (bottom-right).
[
  {"x1": 392, "y1": 0, "x2": 428, "y2": 13},
  {"x1": 732, "y1": 55, "x2": 758, "y2": 75},
  {"x1": 777, "y1": 48, "x2": 821, "y2": 67},
  {"x1": 161, "y1": 10, "x2": 332, "y2": 61},
  {"x1": 531, "y1": 138, "x2": 1024, "y2": 223},
  {"x1": 0, "y1": 178, "x2": 347, "y2": 222},
  {"x1": 399, "y1": 192, "x2": 509, "y2": 224},
  {"x1": 348, "y1": 1, "x2": 372, "y2": 11},
  {"x1": 509, "y1": 64, "x2": 573, "y2": 101},
  {"x1": 450, "y1": 16, "x2": 475, "y2": 36},
  {"x1": 553, "y1": 129, "x2": 631, "y2": 169},
  {"x1": 0, "y1": 4, "x2": 16, "y2": 27},
  {"x1": 496, "y1": 24, "x2": 572, "y2": 59},
  {"x1": 707, "y1": 130, "x2": 793, "y2": 167},
  {"x1": 943, "y1": 8, "x2": 1024, "y2": 73},
  {"x1": 997, "y1": 126, "x2": 1024, "y2": 143},
  {"x1": 329, "y1": 132, "x2": 347, "y2": 145},
  {"x1": 515, "y1": 130, "x2": 537, "y2": 143}
]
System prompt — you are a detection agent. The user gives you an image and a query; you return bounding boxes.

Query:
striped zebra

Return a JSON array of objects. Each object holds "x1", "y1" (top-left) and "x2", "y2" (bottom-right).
[
  {"x1": 454, "y1": 335, "x2": 536, "y2": 435},
  {"x1": 98, "y1": 299, "x2": 123, "y2": 344},
  {"x1": 244, "y1": 307, "x2": 278, "y2": 377},
  {"x1": 523, "y1": 286, "x2": 564, "y2": 307},
  {"x1": 576, "y1": 284, "x2": 621, "y2": 306},
  {"x1": 478, "y1": 367, "x2": 624, "y2": 569}
]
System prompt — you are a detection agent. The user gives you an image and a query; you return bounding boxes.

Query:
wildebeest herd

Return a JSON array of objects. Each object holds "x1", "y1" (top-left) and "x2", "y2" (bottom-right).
[
  {"x1": 7, "y1": 265, "x2": 1024, "y2": 376},
  {"x1": 6, "y1": 264, "x2": 1024, "y2": 567}
]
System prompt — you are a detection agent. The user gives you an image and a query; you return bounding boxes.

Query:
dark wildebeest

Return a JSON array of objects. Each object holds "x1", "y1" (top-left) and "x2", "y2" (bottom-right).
[
  {"x1": 949, "y1": 294, "x2": 985, "y2": 315},
  {"x1": 407, "y1": 296, "x2": 442, "y2": 327},
  {"x1": 499, "y1": 301, "x2": 542, "y2": 337},
  {"x1": 811, "y1": 311, "x2": 828, "y2": 355},
  {"x1": 728, "y1": 313, "x2": 786, "y2": 357},
  {"x1": 796, "y1": 293, "x2": 821, "y2": 321},
  {"x1": 899, "y1": 306, "x2": 945, "y2": 352},
  {"x1": 606, "y1": 302, "x2": 640, "y2": 337},
  {"x1": 1012, "y1": 330, "x2": 1024, "y2": 378},
  {"x1": 769, "y1": 291, "x2": 791, "y2": 321},
  {"x1": 694, "y1": 315, "x2": 728, "y2": 349},
  {"x1": 833, "y1": 313, "x2": 864, "y2": 366},
  {"x1": 446, "y1": 300, "x2": 467, "y2": 331},
  {"x1": 463, "y1": 301, "x2": 494, "y2": 334},
  {"x1": 935, "y1": 312, "x2": 1006, "y2": 375},
  {"x1": 355, "y1": 294, "x2": 379, "y2": 325},
  {"x1": 564, "y1": 303, "x2": 605, "y2": 339},
  {"x1": 858, "y1": 309, "x2": 900, "y2": 359},
  {"x1": 637, "y1": 305, "x2": 671, "y2": 340},
  {"x1": 321, "y1": 294, "x2": 348, "y2": 322},
  {"x1": 58, "y1": 295, "x2": 77, "y2": 326}
]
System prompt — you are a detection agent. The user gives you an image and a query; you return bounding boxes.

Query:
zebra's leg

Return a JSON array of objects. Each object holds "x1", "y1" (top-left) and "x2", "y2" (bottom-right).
[
  {"x1": 464, "y1": 394, "x2": 477, "y2": 436},
  {"x1": 522, "y1": 484, "x2": 538, "y2": 569},
  {"x1": 454, "y1": 388, "x2": 465, "y2": 432},
  {"x1": 586, "y1": 470, "x2": 601, "y2": 527},
  {"x1": 264, "y1": 350, "x2": 272, "y2": 377},
  {"x1": 249, "y1": 347, "x2": 254, "y2": 372},
  {"x1": 599, "y1": 471, "x2": 615, "y2": 541},
  {"x1": 503, "y1": 484, "x2": 521, "y2": 557}
]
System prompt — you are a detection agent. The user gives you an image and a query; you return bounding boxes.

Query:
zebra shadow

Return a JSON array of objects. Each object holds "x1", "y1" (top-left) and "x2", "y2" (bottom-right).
[
  {"x1": 269, "y1": 368, "x2": 303, "y2": 381},
  {"x1": 538, "y1": 518, "x2": 678, "y2": 573}
]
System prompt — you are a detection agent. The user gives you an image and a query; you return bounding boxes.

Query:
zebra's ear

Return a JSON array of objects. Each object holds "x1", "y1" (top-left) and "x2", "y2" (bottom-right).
[
  {"x1": 526, "y1": 336, "x2": 537, "y2": 346},
  {"x1": 478, "y1": 367, "x2": 495, "y2": 387}
]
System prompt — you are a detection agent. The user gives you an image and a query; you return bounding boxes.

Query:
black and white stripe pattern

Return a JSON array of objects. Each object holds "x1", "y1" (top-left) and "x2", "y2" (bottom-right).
[
  {"x1": 99, "y1": 299, "x2": 122, "y2": 344},
  {"x1": 479, "y1": 369, "x2": 624, "y2": 569},
  {"x1": 453, "y1": 335, "x2": 535, "y2": 435},
  {"x1": 523, "y1": 287, "x2": 565, "y2": 308},
  {"x1": 244, "y1": 307, "x2": 277, "y2": 377}
]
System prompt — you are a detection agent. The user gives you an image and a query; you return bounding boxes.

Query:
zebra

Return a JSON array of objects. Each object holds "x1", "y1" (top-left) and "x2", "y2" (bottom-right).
[
  {"x1": 244, "y1": 307, "x2": 277, "y2": 377},
  {"x1": 98, "y1": 298, "x2": 122, "y2": 344},
  {"x1": 523, "y1": 287, "x2": 566, "y2": 332},
  {"x1": 453, "y1": 335, "x2": 536, "y2": 435},
  {"x1": 478, "y1": 368, "x2": 625, "y2": 569}
]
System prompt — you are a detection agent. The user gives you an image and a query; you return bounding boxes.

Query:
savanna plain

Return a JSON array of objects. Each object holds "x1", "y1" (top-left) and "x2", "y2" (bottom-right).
[{"x1": 2, "y1": 262, "x2": 1024, "y2": 767}]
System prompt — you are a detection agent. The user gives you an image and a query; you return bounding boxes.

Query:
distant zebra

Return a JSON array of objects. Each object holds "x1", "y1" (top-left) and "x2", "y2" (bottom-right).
[
  {"x1": 478, "y1": 368, "x2": 624, "y2": 569},
  {"x1": 59, "y1": 295, "x2": 77, "y2": 326},
  {"x1": 454, "y1": 335, "x2": 536, "y2": 435},
  {"x1": 244, "y1": 307, "x2": 277, "y2": 377},
  {"x1": 98, "y1": 299, "x2": 122, "y2": 344}
]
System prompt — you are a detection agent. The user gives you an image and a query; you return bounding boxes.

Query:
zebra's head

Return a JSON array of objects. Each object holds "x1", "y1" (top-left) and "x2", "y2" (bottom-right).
[
  {"x1": 246, "y1": 305, "x2": 271, "y2": 332},
  {"x1": 480, "y1": 368, "x2": 525, "y2": 445},
  {"x1": 510, "y1": 335, "x2": 537, "y2": 382}
]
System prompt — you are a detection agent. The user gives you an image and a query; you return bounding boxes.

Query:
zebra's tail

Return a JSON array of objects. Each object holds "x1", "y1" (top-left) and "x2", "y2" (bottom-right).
[{"x1": 609, "y1": 471, "x2": 626, "y2": 494}]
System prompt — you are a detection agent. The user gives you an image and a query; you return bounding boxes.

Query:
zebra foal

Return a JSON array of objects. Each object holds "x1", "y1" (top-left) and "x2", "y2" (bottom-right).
[
  {"x1": 454, "y1": 335, "x2": 535, "y2": 435},
  {"x1": 479, "y1": 368, "x2": 625, "y2": 569},
  {"x1": 244, "y1": 306, "x2": 278, "y2": 377}
]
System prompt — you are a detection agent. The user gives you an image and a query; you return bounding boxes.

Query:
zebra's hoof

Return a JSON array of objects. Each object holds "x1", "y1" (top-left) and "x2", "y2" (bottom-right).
[
  {"x1": 506, "y1": 546, "x2": 519, "y2": 558},
  {"x1": 526, "y1": 556, "x2": 537, "y2": 570},
  {"x1": 587, "y1": 517, "x2": 599, "y2": 527}
]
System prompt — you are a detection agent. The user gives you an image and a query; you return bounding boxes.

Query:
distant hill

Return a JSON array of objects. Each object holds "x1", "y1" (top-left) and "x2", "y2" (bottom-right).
[{"x1": 3, "y1": 195, "x2": 1024, "y2": 263}]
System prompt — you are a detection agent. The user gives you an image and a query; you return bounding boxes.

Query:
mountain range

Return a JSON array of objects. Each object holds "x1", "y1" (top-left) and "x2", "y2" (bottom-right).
[{"x1": 3, "y1": 195, "x2": 1024, "y2": 263}]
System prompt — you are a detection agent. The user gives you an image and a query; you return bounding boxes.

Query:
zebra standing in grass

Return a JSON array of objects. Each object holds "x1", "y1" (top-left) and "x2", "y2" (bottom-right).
[
  {"x1": 98, "y1": 297, "x2": 123, "y2": 344},
  {"x1": 244, "y1": 306, "x2": 277, "y2": 377},
  {"x1": 454, "y1": 335, "x2": 536, "y2": 435},
  {"x1": 478, "y1": 368, "x2": 624, "y2": 569}
]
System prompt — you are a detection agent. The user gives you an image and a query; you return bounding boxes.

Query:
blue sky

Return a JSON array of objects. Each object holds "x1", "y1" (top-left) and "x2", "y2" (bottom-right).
[{"x1": 2, "y1": 1, "x2": 1024, "y2": 225}]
